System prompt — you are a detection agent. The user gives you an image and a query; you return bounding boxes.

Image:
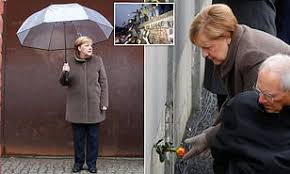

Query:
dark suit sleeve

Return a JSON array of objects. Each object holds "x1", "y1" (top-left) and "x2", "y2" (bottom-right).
[
  {"x1": 209, "y1": 99, "x2": 243, "y2": 172},
  {"x1": 209, "y1": 100, "x2": 238, "y2": 174},
  {"x1": 207, "y1": 98, "x2": 234, "y2": 146}
]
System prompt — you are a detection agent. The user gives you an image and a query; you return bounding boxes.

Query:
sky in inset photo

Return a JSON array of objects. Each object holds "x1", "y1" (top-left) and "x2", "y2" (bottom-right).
[{"x1": 115, "y1": 4, "x2": 142, "y2": 27}]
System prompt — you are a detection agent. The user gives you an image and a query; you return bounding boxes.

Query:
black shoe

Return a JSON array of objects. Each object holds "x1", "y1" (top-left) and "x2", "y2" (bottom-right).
[
  {"x1": 72, "y1": 164, "x2": 83, "y2": 173},
  {"x1": 88, "y1": 167, "x2": 97, "y2": 173}
]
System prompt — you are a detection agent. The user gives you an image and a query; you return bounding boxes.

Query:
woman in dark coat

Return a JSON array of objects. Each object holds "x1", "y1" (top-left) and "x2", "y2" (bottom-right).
[
  {"x1": 60, "y1": 36, "x2": 108, "y2": 173},
  {"x1": 183, "y1": 4, "x2": 290, "y2": 173},
  {"x1": 188, "y1": 4, "x2": 290, "y2": 101},
  {"x1": 205, "y1": 0, "x2": 277, "y2": 109}
]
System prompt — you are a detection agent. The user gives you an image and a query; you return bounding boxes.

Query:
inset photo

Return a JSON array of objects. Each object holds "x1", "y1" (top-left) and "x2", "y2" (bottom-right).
[{"x1": 114, "y1": 3, "x2": 175, "y2": 45}]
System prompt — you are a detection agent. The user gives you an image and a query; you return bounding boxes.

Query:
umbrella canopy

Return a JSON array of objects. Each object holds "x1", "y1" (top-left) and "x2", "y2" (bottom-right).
[{"x1": 16, "y1": 3, "x2": 113, "y2": 50}]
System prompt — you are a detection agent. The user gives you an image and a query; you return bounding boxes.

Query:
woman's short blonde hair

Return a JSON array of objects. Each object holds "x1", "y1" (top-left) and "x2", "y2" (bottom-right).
[
  {"x1": 189, "y1": 4, "x2": 238, "y2": 45},
  {"x1": 74, "y1": 36, "x2": 93, "y2": 55}
]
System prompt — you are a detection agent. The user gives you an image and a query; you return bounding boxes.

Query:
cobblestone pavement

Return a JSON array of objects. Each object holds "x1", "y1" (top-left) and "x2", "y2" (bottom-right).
[
  {"x1": 0, "y1": 157, "x2": 144, "y2": 174},
  {"x1": 175, "y1": 88, "x2": 218, "y2": 174}
]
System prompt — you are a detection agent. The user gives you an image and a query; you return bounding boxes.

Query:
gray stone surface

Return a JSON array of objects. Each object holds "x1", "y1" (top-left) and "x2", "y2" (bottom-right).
[
  {"x1": 0, "y1": 157, "x2": 144, "y2": 174},
  {"x1": 175, "y1": 88, "x2": 218, "y2": 174}
]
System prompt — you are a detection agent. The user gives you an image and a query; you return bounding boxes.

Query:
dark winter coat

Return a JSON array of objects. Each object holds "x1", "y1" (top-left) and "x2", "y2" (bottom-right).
[
  {"x1": 60, "y1": 55, "x2": 109, "y2": 123},
  {"x1": 211, "y1": 91, "x2": 290, "y2": 174}
]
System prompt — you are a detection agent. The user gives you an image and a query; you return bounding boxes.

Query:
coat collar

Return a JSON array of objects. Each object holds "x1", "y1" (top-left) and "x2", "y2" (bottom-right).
[
  {"x1": 218, "y1": 25, "x2": 245, "y2": 79},
  {"x1": 74, "y1": 54, "x2": 92, "y2": 63}
]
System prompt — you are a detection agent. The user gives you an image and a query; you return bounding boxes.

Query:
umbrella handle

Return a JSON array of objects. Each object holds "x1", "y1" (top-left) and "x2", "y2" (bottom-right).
[{"x1": 64, "y1": 71, "x2": 69, "y2": 84}]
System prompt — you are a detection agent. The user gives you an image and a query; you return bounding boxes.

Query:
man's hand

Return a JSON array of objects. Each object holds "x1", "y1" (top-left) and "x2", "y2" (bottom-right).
[{"x1": 182, "y1": 132, "x2": 208, "y2": 160}]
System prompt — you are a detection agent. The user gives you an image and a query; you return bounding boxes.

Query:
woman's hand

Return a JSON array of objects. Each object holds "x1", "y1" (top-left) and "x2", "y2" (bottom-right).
[
  {"x1": 62, "y1": 63, "x2": 70, "y2": 72},
  {"x1": 101, "y1": 106, "x2": 108, "y2": 111}
]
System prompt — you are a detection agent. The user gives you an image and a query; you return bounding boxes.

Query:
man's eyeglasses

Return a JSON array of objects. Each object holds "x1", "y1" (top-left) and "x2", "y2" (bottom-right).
[{"x1": 253, "y1": 86, "x2": 274, "y2": 103}]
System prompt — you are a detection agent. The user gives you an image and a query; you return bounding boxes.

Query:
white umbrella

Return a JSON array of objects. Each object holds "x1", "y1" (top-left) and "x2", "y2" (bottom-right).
[{"x1": 16, "y1": 3, "x2": 113, "y2": 61}]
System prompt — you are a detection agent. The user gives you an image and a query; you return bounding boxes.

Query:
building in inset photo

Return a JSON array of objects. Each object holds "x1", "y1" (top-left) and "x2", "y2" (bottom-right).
[{"x1": 114, "y1": 3, "x2": 174, "y2": 45}]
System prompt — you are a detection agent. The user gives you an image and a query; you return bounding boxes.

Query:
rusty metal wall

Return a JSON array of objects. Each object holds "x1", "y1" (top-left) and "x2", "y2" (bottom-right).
[{"x1": 3, "y1": 0, "x2": 143, "y2": 156}]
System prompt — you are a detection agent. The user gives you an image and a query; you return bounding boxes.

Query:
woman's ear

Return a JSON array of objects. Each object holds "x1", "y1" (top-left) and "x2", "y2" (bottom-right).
[{"x1": 78, "y1": 46, "x2": 82, "y2": 52}]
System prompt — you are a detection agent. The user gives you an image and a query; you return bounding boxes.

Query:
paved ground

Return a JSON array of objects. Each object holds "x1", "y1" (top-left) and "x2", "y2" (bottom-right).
[{"x1": 0, "y1": 157, "x2": 144, "y2": 174}]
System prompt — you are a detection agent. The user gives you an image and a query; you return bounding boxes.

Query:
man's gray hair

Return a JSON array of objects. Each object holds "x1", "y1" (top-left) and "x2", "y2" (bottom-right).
[{"x1": 259, "y1": 54, "x2": 290, "y2": 91}]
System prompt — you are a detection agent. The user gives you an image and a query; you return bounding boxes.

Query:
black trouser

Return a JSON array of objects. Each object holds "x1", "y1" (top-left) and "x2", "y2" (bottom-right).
[{"x1": 72, "y1": 123, "x2": 99, "y2": 169}]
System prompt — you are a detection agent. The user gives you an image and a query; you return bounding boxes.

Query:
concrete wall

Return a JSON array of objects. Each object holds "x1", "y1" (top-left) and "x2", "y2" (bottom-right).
[
  {"x1": 174, "y1": 0, "x2": 196, "y2": 145},
  {"x1": 145, "y1": 0, "x2": 212, "y2": 173},
  {"x1": 145, "y1": 0, "x2": 197, "y2": 171},
  {"x1": 145, "y1": 46, "x2": 168, "y2": 174},
  {"x1": 174, "y1": 0, "x2": 211, "y2": 145}
]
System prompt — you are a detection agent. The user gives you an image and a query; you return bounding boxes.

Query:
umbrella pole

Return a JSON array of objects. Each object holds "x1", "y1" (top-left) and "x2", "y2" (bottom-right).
[
  {"x1": 64, "y1": 22, "x2": 67, "y2": 63},
  {"x1": 63, "y1": 22, "x2": 69, "y2": 84}
]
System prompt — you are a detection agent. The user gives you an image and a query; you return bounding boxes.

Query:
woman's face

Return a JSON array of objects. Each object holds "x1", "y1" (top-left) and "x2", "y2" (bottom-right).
[
  {"x1": 78, "y1": 41, "x2": 93, "y2": 58},
  {"x1": 196, "y1": 32, "x2": 231, "y2": 65}
]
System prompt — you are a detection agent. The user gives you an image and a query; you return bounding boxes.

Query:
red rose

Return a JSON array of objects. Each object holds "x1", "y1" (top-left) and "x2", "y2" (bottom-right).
[{"x1": 176, "y1": 147, "x2": 185, "y2": 157}]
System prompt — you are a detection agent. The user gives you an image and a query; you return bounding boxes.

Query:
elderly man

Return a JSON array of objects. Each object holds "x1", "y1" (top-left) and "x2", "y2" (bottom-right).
[{"x1": 209, "y1": 54, "x2": 290, "y2": 174}]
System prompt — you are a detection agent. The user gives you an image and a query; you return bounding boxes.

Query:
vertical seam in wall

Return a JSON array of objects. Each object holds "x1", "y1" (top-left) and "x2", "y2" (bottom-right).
[{"x1": 0, "y1": 0, "x2": 6, "y2": 157}]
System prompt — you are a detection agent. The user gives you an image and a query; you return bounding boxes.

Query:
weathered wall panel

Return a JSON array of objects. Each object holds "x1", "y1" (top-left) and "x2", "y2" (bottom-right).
[{"x1": 3, "y1": 0, "x2": 143, "y2": 156}]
